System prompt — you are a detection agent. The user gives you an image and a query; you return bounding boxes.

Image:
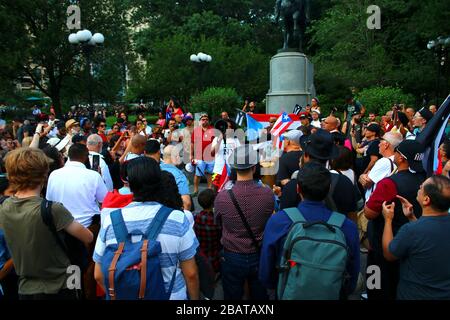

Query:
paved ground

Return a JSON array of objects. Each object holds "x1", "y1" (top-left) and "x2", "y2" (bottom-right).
[{"x1": 186, "y1": 172, "x2": 367, "y2": 300}]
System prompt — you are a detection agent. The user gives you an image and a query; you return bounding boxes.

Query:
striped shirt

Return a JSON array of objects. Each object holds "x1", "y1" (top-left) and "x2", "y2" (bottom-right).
[
  {"x1": 93, "y1": 201, "x2": 199, "y2": 300},
  {"x1": 214, "y1": 180, "x2": 274, "y2": 254}
]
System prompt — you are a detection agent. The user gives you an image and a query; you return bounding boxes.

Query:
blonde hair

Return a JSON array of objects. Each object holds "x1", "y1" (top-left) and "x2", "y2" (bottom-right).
[{"x1": 5, "y1": 147, "x2": 50, "y2": 191}]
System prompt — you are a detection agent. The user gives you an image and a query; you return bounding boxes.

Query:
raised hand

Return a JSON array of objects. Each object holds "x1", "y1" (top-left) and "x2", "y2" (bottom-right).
[
  {"x1": 382, "y1": 201, "x2": 395, "y2": 221},
  {"x1": 396, "y1": 195, "x2": 415, "y2": 219}
]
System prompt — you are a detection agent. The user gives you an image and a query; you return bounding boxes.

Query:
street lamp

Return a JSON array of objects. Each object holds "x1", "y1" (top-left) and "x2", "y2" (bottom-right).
[
  {"x1": 190, "y1": 52, "x2": 212, "y2": 91},
  {"x1": 68, "y1": 29, "x2": 105, "y2": 107},
  {"x1": 427, "y1": 36, "x2": 450, "y2": 105}
]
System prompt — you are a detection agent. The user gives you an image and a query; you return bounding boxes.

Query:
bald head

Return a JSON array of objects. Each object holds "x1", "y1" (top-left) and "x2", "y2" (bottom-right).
[
  {"x1": 131, "y1": 135, "x2": 147, "y2": 154},
  {"x1": 87, "y1": 134, "x2": 103, "y2": 153},
  {"x1": 322, "y1": 116, "x2": 338, "y2": 132}
]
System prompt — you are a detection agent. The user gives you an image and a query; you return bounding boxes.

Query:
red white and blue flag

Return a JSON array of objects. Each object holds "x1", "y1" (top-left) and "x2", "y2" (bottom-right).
[
  {"x1": 270, "y1": 113, "x2": 294, "y2": 149},
  {"x1": 246, "y1": 113, "x2": 301, "y2": 141}
]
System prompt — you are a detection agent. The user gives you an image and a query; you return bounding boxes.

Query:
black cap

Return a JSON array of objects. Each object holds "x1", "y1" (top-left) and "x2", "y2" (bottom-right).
[
  {"x1": 366, "y1": 123, "x2": 381, "y2": 136},
  {"x1": 229, "y1": 145, "x2": 258, "y2": 170},
  {"x1": 418, "y1": 107, "x2": 433, "y2": 122},
  {"x1": 395, "y1": 140, "x2": 425, "y2": 173},
  {"x1": 300, "y1": 129, "x2": 339, "y2": 160},
  {"x1": 144, "y1": 139, "x2": 160, "y2": 155},
  {"x1": 72, "y1": 133, "x2": 87, "y2": 144}
]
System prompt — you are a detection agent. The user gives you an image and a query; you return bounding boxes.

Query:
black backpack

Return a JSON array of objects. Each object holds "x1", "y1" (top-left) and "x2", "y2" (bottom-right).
[{"x1": 40, "y1": 199, "x2": 88, "y2": 270}]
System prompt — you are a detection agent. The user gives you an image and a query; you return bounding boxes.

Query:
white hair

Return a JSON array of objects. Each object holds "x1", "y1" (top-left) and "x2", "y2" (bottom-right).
[
  {"x1": 382, "y1": 131, "x2": 403, "y2": 149},
  {"x1": 87, "y1": 134, "x2": 103, "y2": 146}
]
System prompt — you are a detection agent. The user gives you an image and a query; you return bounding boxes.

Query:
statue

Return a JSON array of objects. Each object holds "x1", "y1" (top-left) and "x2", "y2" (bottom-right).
[{"x1": 275, "y1": 0, "x2": 311, "y2": 52}]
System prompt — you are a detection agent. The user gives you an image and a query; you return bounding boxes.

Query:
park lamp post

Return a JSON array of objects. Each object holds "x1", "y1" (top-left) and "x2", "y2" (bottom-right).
[
  {"x1": 68, "y1": 30, "x2": 105, "y2": 107},
  {"x1": 427, "y1": 36, "x2": 450, "y2": 105},
  {"x1": 190, "y1": 52, "x2": 212, "y2": 91}
]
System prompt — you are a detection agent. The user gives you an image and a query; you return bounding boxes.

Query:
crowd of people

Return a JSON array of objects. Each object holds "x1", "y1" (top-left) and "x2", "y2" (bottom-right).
[{"x1": 0, "y1": 96, "x2": 449, "y2": 301}]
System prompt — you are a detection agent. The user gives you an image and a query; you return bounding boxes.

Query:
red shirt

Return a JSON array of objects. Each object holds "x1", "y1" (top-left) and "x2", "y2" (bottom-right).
[
  {"x1": 366, "y1": 177, "x2": 398, "y2": 216},
  {"x1": 98, "y1": 133, "x2": 108, "y2": 143},
  {"x1": 191, "y1": 126, "x2": 214, "y2": 161}
]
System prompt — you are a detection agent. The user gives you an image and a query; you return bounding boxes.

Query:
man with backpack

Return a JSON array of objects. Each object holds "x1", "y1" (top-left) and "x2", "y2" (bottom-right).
[
  {"x1": 93, "y1": 157, "x2": 199, "y2": 300},
  {"x1": 259, "y1": 161, "x2": 360, "y2": 299},
  {"x1": 279, "y1": 129, "x2": 359, "y2": 220}
]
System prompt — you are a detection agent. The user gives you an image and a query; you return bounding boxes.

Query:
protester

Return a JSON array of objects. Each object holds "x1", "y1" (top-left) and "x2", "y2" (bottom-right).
[
  {"x1": 214, "y1": 145, "x2": 273, "y2": 300},
  {"x1": 87, "y1": 134, "x2": 114, "y2": 192},
  {"x1": 381, "y1": 175, "x2": 450, "y2": 299},
  {"x1": 0, "y1": 148, "x2": 93, "y2": 300},
  {"x1": 276, "y1": 130, "x2": 303, "y2": 187},
  {"x1": 259, "y1": 162, "x2": 360, "y2": 299},
  {"x1": 195, "y1": 189, "x2": 221, "y2": 274},
  {"x1": 364, "y1": 139, "x2": 426, "y2": 300},
  {"x1": 93, "y1": 157, "x2": 199, "y2": 300},
  {"x1": 413, "y1": 107, "x2": 433, "y2": 137},
  {"x1": 144, "y1": 140, "x2": 192, "y2": 211}
]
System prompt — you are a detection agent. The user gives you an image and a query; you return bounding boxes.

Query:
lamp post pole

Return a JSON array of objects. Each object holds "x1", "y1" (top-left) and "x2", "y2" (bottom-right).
[
  {"x1": 68, "y1": 30, "x2": 105, "y2": 107},
  {"x1": 190, "y1": 52, "x2": 212, "y2": 92}
]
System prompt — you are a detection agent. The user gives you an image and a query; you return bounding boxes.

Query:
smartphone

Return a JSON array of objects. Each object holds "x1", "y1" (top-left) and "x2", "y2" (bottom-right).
[{"x1": 92, "y1": 154, "x2": 100, "y2": 172}]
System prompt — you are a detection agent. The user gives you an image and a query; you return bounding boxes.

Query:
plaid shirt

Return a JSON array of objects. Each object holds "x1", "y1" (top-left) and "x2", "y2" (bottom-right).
[{"x1": 194, "y1": 210, "x2": 222, "y2": 272}]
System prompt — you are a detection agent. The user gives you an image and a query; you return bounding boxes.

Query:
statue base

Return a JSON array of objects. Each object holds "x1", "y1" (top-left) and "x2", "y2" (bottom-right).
[{"x1": 266, "y1": 51, "x2": 315, "y2": 115}]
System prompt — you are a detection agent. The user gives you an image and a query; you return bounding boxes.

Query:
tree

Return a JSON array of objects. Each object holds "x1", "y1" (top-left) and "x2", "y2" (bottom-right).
[{"x1": 0, "y1": 0, "x2": 132, "y2": 116}]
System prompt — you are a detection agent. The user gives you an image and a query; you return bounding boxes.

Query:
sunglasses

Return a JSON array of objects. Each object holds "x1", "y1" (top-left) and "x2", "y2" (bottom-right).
[{"x1": 99, "y1": 124, "x2": 106, "y2": 128}]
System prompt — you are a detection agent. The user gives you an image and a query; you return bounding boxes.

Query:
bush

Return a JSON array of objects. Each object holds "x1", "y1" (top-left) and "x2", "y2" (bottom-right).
[
  {"x1": 189, "y1": 87, "x2": 242, "y2": 120},
  {"x1": 356, "y1": 86, "x2": 415, "y2": 116}
]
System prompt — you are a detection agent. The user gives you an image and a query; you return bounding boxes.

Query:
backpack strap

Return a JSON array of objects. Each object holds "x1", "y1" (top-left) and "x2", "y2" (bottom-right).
[
  {"x1": 327, "y1": 212, "x2": 346, "y2": 228},
  {"x1": 324, "y1": 173, "x2": 339, "y2": 211},
  {"x1": 40, "y1": 199, "x2": 70, "y2": 255},
  {"x1": 145, "y1": 205, "x2": 173, "y2": 241},
  {"x1": 283, "y1": 207, "x2": 306, "y2": 223},
  {"x1": 110, "y1": 209, "x2": 129, "y2": 243}
]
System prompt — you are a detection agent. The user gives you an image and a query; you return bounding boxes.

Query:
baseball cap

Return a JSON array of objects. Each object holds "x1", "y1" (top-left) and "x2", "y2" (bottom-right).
[
  {"x1": 200, "y1": 113, "x2": 209, "y2": 119},
  {"x1": 418, "y1": 107, "x2": 433, "y2": 122},
  {"x1": 282, "y1": 130, "x2": 303, "y2": 144},
  {"x1": 299, "y1": 112, "x2": 309, "y2": 119},
  {"x1": 366, "y1": 123, "x2": 381, "y2": 136},
  {"x1": 395, "y1": 140, "x2": 425, "y2": 173},
  {"x1": 311, "y1": 109, "x2": 321, "y2": 115}
]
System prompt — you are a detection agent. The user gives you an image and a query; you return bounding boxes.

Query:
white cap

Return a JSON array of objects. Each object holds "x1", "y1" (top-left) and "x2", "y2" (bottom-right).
[{"x1": 282, "y1": 129, "x2": 303, "y2": 144}]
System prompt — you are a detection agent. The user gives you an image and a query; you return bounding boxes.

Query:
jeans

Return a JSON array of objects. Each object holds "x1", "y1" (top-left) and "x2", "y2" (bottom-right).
[{"x1": 221, "y1": 250, "x2": 268, "y2": 300}]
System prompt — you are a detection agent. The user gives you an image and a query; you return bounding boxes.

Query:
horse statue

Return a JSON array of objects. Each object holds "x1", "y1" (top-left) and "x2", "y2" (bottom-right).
[{"x1": 275, "y1": 0, "x2": 311, "y2": 52}]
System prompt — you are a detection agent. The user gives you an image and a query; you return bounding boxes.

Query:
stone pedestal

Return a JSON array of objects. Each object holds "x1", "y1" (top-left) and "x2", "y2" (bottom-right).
[{"x1": 266, "y1": 52, "x2": 315, "y2": 114}]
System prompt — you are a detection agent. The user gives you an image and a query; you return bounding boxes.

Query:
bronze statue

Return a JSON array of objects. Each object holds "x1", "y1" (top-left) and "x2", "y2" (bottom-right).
[{"x1": 275, "y1": 0, "x2": 311, "y2": 52}]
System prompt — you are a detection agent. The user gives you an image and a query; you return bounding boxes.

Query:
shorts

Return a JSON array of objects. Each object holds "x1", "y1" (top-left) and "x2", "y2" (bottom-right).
[{"x1": 195, "y1": 160, "x2": 214, "y2": 177}]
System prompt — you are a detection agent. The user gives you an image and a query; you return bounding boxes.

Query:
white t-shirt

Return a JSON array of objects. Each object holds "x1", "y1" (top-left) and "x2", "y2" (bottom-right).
[
  {"x1": 311, "y1": 120, "x2": 321, "y2": 128},
  {"x1": 330, "y1": 169, "x2": 356, "y2": 185},
  {"x1": 365, "y1": 155, "x2": 396, "y2": 202},
  {"x1": 211, "y1": 137, "x2": 240, "y2": 174}
]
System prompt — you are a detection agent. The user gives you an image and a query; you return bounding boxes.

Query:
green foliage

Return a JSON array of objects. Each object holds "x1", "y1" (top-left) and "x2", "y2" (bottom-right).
[
  {"x1": 129, "y1": 33, "x2": 270, "y2": 103},
  {"x1": 189, "y1": 87, "x2": 241, "y2": 119},
  {"x1": 356, "y1": 86, "x2": 415, "y2": 116}
]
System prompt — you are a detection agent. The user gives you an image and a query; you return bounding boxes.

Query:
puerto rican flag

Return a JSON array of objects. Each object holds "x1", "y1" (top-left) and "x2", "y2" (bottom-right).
[
  {"x1": 246, "y1": 113, "x2": 301, "y2": 141},
  {"x1": 271, "y1": 113, "x2": 294, "y2": 149}
]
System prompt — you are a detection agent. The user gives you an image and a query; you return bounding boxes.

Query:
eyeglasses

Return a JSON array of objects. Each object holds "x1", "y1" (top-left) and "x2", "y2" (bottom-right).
[
  {"x1": 143, "y1": 120, "x2": 147, "y2": 122},
  {"x1": 99, "y1": 124, "x2": 106, "y2": 128}
]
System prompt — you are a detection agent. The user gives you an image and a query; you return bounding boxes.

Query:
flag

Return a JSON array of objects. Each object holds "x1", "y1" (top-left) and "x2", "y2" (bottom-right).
[
  {"x1": 235, "y1": 109, "x2": 246, "y2": 126},
  {"x1": 246, "y1": 113, "x2": 264, "y2": 141},
  {"x1": 245, "y1": 113, "x2": 301, "y2": 141},
  {"x1": 270, "y1": 112, "x2": 294, "y2": 137},
  {"x1": 416, "y1": 94, "x2": 450, "y2": 176},
  {"x1": 165, "y1": 110, "x2": 172, "y2": 123},
  {"x1": 293, "y1": 104, "x2": 302, "y2": 115},
  {"x1": 217, "y1": 163, "x2": 231, "y2": 192}
]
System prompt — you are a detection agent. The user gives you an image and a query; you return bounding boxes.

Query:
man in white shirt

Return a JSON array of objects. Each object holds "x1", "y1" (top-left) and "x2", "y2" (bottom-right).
[
  {"x1": 359, "y1": 131, "x2": 403, "y2": 202},
  {"x1": 87, "y1": 134, "x2": 114, "y2": 191},
  {"x1": 46, "y1": 143, "x2": 108, "y2": 228}
]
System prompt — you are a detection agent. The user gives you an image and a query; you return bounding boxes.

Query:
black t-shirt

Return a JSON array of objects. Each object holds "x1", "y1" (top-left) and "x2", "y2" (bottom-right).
[
  {"x1": 280, "y1": 172, "x2": 358, "y2": 216},
  {"x1": 277, "y1": 151, "x2": 302, "y2": 185},
  {"x1": 362, "y1": 139, "x2": 381, "y2": 172}
]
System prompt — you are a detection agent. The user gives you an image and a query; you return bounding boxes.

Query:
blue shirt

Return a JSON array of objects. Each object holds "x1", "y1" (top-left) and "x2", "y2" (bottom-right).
[
  {"x1": 0, "y1": 228, "x2": 11, "y2": 270},
  {"x1": 389, "y1": 215, "x2": 450, "y2": 300},
  {"x1": 259, "y1": 200, "x2": 360, "y2": 293},
  {"x1": 160, "y1": 162, "x2": 190, "y2": 196}
]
